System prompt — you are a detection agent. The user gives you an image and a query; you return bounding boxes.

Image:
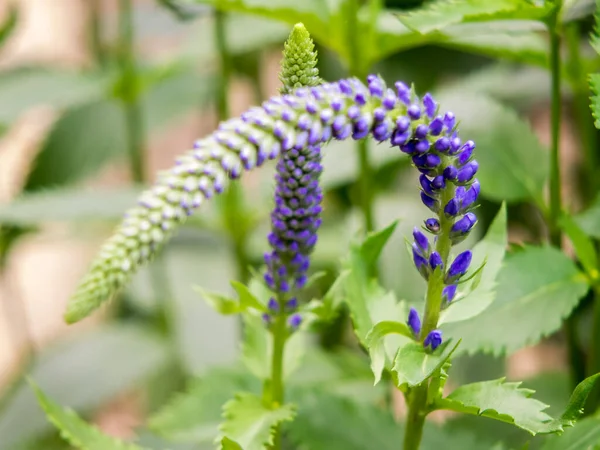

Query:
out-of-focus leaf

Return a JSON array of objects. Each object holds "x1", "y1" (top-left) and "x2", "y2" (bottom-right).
[
  {"x1": 574, "y1": 193, "x2": 600, "y2": 239},
  {"x1": 24, "y1": 99, "x2": 127, "y2": 191},
  {"x1": 0, "y1": 4, "x2": 18, "y2": 47},
  {"x1": 443, "y1": 246, "x2": 589, "y2": 356},
  {"x1": 220, "y1": 437, "x2": 244, "y2": 450},
  {"x1": 591, "y1": 74, "x2": 600, "y2": 129},
  {"x1": 0, "y1": 187, "x2": 142, "y2": 225},
  {"x1": 563, "y1": 0, "x2": 595, "y2": 22},
  {"x1": 440, "y1": 204, "x2": 507, "y2": 324},
  {"x1": 149, "y1": 366, "x2": 259, "y2": 443},
  {"x1": 397, "y1": 0, "x2": 550, "y2": 34},
  {"x1": 436, "y1": 92, "x2": 548, "y2": 204},
  {"x1": 0, "y1": 68, "x2": 107, "y2": 126},
  {"x1": 541, "y1": 416, "x2": 600, "y2": 449},
  {"x1": 30, "y1": 382, "x2": 145, "y2": 450},
  {"x1": 0, "y1": 325, "x2": 170, "y2": 450},
  {"x1": 220, "y1": 393, "x2": 295, "y2": 450},
  {"x1": 560, "y1": 214, "x2": 599, "y2": 277}
]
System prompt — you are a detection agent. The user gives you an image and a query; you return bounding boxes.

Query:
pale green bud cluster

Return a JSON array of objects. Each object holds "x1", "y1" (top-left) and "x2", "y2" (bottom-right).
[{"x1": 279, "y1": 23, "x2": 321, "y2": 94}]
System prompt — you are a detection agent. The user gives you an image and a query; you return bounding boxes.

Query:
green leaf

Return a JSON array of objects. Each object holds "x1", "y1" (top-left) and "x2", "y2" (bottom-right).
[
  {"x1": 436, "y1": 378, "x2": 560, "y2": 435},
  {"x1": 241, "y1": 313, "x2": 270, "y2": 379},
  {"x1": 590, "y1": 73, "x2": 600, "y2": 129},
  {"x1": 360, "y1": 220, "x2": 399, "y2": 267},
  {"x1": 440, "y1": 204, "x2": 507, "y2": 324},
  {"x1": 231, "y1": 281, "x2": 267, "y2": 312},
  {"x1": 24, "y1": 99, "x2": 127, "y2": 191},
  {"x1": 443, "y1": 246, "x2": 589, "y2": 356},
  {"x1": 0, "y1": 187, "x2": 143, "y2": 226},
  {"x1": 559, "y1": 214, "x2": 599, "y2": 277},
  {"x1": 365, "y1": 320, "x2": 413, "y2": 385},
  {"x1": 304, "y1": 269, "x2": 349, "y2": 322},
  {"x1": 560, "y1": 373, "x2": 600, "y2": 425},
  {"x1": 0, "y1": 324, "x2": 170, "y2": 448},
  {"x1": 541, "y1": 416, "x2": 600, "y2": 450},
  {"x1": 397, "y1": 0, "x2": 550, "y2": 34},
  {"x1": 436, "y1": 92, "x2": 548, "y2": 204},
  {"x1": 575, "y1": 192, "x2": 600, "y2": 239},
  {"x1": 0, "y1": 4, "x2": 18, "y2": 48},
  {"x1": 221, "y1": 437, "x2": 244, "y2": 450},
  {"x1": 220, "y1": 393, "x2": 295, "y2": 450},
  {"x1": 194, "y1": 286, "x2": 241, "y2": 315},
  {"x1": 30, "y1": 382, "x2": 145, "y2": 450},
  {"x1": 392, "y1": 340, "x2": 460, "y2": 389},
  {"x1": 149, "y1": 366, "x2": 259, "y2": 443}
]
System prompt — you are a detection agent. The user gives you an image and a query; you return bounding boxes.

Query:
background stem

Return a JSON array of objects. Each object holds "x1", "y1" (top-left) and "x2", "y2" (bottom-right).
[{"x1": 269, "y1": 304, "x2": 287, "y2": 450}]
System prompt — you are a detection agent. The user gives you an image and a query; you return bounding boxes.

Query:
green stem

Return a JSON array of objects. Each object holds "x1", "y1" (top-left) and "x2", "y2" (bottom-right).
[
  {"x1": 269, "y1": 299, "x2": 287, "y2": 450},
  {"x1": 358, "y1": 138, "x2": 375, "y2": 233},
  {"x1": 118, "y1": 0, "x2": 144, "y2": 184},
  {"x1": 588, "y1": 285, "x2": 600, "y2": 375},
  {"x1": 565, "y1": 24, "x2": 599, "y2": 202},
  {"x1": 548, "y1": 4, "x2": 563, "y2": 248},
  {"x1": 89, "y1": 0, "x2": 105, "y2": 67},
  {"x1": 403, "y1": 167, "x2": 455, "y2": 450}
]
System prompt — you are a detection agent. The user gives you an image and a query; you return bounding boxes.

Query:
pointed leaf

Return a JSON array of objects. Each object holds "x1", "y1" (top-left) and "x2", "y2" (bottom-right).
[
  {"x1": 560, "y1": 373, "x2": 600, "y2": 425},
  {"x1": 220, "y1": 393, "x2": 296, "y2": 450},
  {"x1": 231, "y1": 281, "x2": 267, "y2": 312},
  {"x1": 443, "y1": 246, "x2": 589, "y2": 356},
  {"x1": 365, "y1": 320, "x2": 413, "y2": 385},
  {"x1": 559, "y1": 214, "x2": 599, "y2": 277},
  {"x1": 541, "y1": 416, "x2": 600, "y2": 450},
  {"x1": 149, "y1": 367, "x2": 259, "y2": 442},
  {"x1": 397, "y1": 0, "x2": 550, "y2": 34},
  {"x1": 194, "y1": 286, "x2": 241, "y2": 315},
  {"x1": 30, "y1": 382, "x2": 145, "y2": 450},
  {"x1": 440, "y1": 204, "x2": 507, "y2": 324},
  {"x1": 392, "y1": 339, "x2": 460, "y2": 388},
  {"x1": 436, "y1": 378, "x2": 560, "y2": 435},
  {"x1": 360, "y1": 221, "x2": 399, "y2": 268},
  {"x1": 221, "y1": 437, "x2": 244, "y2": 450}
]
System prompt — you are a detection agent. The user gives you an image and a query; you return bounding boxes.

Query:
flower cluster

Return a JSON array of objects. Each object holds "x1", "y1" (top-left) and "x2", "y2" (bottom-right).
[
  {"x1": 65, "y1": 74, "x2": 475, "y2": 326},
  {"x1": 397, "y1": 85, "x2": 479, "y2": 350}
]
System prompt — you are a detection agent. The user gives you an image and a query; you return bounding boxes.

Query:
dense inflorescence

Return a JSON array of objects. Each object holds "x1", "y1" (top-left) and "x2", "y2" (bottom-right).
[{"x1": 65, "y1": 74, "x2": 476, "y2": 326}]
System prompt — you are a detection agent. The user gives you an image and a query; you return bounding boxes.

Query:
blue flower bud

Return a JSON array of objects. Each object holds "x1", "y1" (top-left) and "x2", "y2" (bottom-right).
[
  {"x1": 443, "y1": 165, "x2": 457, "y2": 181},
  {"x1": 442, "y1": 284, "x2": 457, "y2": 303},
  {"x1": 461, "y1": 180, "x2": 480, "y2": 210},
  {"x1": 457, "y1": 140, "x2": 475, "y2": 165},
  {"x1": 421, "y1": 192, "x2": 439, "y2": 213},
  {"x1": 413, "y1": 227, "x2": 430, "y2": 253},
  {"x1": 431, "y1": 175, "x2": 445, "y2": 190},
  {"x1": 415, "y1": 124, "x2": 429, "y2": 139},
  {"x1": 443, "y1": 112, "x2": 455, "y2": 131},
  {"x1": 391, "y1": 129, "x2": 410, "y2": 146},
  {"x1": 423, "y1": 93, "x2": 437, "y2": 118},
  {"x1": 408, "y1": 307, "x2": 421, "y2": 336},
  {"x1": 415, "y1": 139, "x2": 431, "y2": 153},
  {"x1": 451, "y1": 212, "x2": 478, "y2": 239},
  {"x1": 286, "y1": 297, "x2": 298, "y2": 310},
  {"x1": 424, "y1": 329, "x2": 442, "y2": 350},
  {"x1": 429, "y1": 116, "x2": 443, "y2": 136},
  {"x1": 446, "y1": 250, "x2": 472, "y2": 282},
  {"x1": 268, "y1": 297, "x2": 279, "y2": 311},
  {"x1": 288, "y1": 313, "x2": 302, "y2": 329},
  {"x1": 396, "y1": 116, "x2": 410, "y2": 133},
  {"x1": 262, "y1": 313, "x2": 272, "y2": 324},
  {"x1": 419, "y1": 174, "x2": 434, "y2": 195},
  {"x1": 457, "y1": 160, "x2": 479, "y2": 183},
  {"x1": 408, "y1": 104, "x2": 421, "y2": 120},
  {"x1": 413, "y1": 243, "x2": 430, "y2": 280},
  {"x1": 444, "y1": 198, "x2": 459, "y2": 217},
  {"x1": 395, "y1": 81, "x2": 411, "y2": 104},
  {"x1": 425, "y1": 218, "x2": 440, "y2": 233},
  {"x1": 429, "y1": 251, "x2": 443, "y2": 271},
  {"x1": 435, "y1": 137, "x2": 450, "y2": 152}
]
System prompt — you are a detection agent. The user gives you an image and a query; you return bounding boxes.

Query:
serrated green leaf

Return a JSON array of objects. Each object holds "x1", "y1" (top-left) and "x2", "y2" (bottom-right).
[
  {"x1": 365, "y1": 320, "x2": 413, "y2": 385},
  {"x1": 149, "y1": 367, "x2": 258, "y2": 443},
  {"x1": 392, "y1": 339, "x2": 460, "y2": 389},
  {"x1": 193, "y1": 286, "x2": 241, "y2": 315},
  {"x1": 591, "y1": 0, "x2": 600, "y2": 55},
  {"x1": 437, "y1": 92, "x2": 548, "y2": 204},
  {"x1": 436, "y1": 378, "x2": 560, "y2": 435},
  {"x1": 397, "y1": 0, "x2": 550, "y2": 34},
  {"x1": 0, "y1": 187, "x2": 143, "y2": 225},
  {"x1": 443, "y1": 246, "x2": 589, "y2": 356},
  {"x1": 541, "y1": 416, "x2": 600, "y2": 450},
  {"x1": 590, "y1": 73, "x2": 600, "y2": 129},
  {"x1": 30, "y1": 382, "x2": 145, "y2": 450},
  {"x1": 440, "y1": 204, "x2": 507, "y2": 324},
  {"x1": 231, "y1": 281, "x2": 267, "y2": 312},
  {"x1": 221, "y1": 437, "x2": 244, "y2": 450},
  {"x1": 559, "y1": 214, "x2": 599, "y2": 277},
  {"x1": 220, "y1": 393, "x2": 295, "y2": 450}
]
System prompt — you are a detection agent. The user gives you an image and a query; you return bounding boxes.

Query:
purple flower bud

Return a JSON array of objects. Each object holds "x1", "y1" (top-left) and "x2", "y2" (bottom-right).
[
  {"x1": 268, "y1": 297, "x2": 279, "y2": 311},
  {"x1": 288, "y1": 313, "x2": 302, "y2": 329},
  {"x1": 424, "y1": 330, "x2": 442, "y2": 350},
  {"x1": 461, "y1": 180, "x2": 480, "y2": 210},
  {"x1": 429, "y1": 117, "x2": 443, "y2": 136},
  {"x1": 415, "y1": 140, "x2": 431, "y2": 153},
  {"x1": 457, "y1": 160, "x2": 479, "y2": 183},
  {"x1": 444, "y1": 198, "x2": 459, "y2": 217},
  {"x1": 450, "y1": 136, "x2": 462, "y2": 154},
  {"x1": 446, "y1": 250, "x2": 472, "y2": 282},
  {"x1": 425, "y1": 218, "x2": 440, "y2": 233},
  {"x1": 395, "y1": 81, "x2": 411, "y2": 104},
  {"x1": 415, "y1": 124, "x2": 429, "y2": 139},
  {"x1": 396, "y1": 116, "x2": 410, "y2": 133},
  {"x1": 408, "y1": 307, "x2": 421, "y2": 336},
  {"x1": 457, "y1": 140, "x2": 475, "y2": 165},
  {"x1": 408, "y1": 104, "x2": 421, "y2": 120},
  {"x1": 413, "y1": 227, "x2": 430, "y2": 253},
  {"x1": 431, "y1": 175, "x2": 445, "y2": 190},
  {"x1": 443, "y1": 284, "x2": 457, "y2": 303},
  {"x1": 412, "y1": 244, "x2": 430, "y2": 280},
  {"x1": 451, "y1": 212, "x2": 477, "y2": 236},
  {"x1": 400, "y1": 141, "x2": 417, "y2": 154},
  {"x1": 419, "y1": 174, "x2": 434, "y2": 195},
  {"x1": 434, "y1": 137, "x2": 450, "y2": 152},
  {"x1": 429, "y1": 251, "x2": 443, "y2": 271},
  {"x1": 421, "y1": 192, "x2": 439, "y2": 213},
  {"x1": 262, "y1": 313, "x2": 272, "y2": 324},
  {"x1": 392, "y1": 130, "x2": 411, "y2": 147},
  {"x1": 423, "y1": 93, "x2": 437, "y2": 118},
  {"x1": 382, "y1": 90, "x2": 397, "y2": 110},
  {"x1": 286, "y1": 297, "x2": 298, "y2": 310},
  {"x1": 443, "y1": 166, "x2": 458, "y2": 181},
  {"x1": 443, "y1": 112, "x2": 455, "y2": 130}
]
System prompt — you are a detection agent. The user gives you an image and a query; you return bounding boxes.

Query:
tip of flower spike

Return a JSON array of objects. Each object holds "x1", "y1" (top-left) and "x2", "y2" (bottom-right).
[{"x1": 279, "y1": 22, "x2": 320, "y2": 94}]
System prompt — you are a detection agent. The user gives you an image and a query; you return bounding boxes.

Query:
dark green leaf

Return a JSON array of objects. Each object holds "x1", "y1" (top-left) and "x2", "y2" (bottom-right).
[
  {"x1": 220, "y1": 393, "x2": 295, "y2": 450},
  {"x1": 0, "y1": 187, "x2": 142, "y2": 225},
  {"x1": 25, "y1": 100, "x2": 127, "y2": 191},
  {"x1": 436, "y1": 378, "x2": 560, "y2": 435},
  {"x1": 392, "y1": 340, "x2": 460, "y2": 388},
  {"x1": 443, "y1": 246, "x2": 589, "y2": 356},
  {"x1": 30, "y1": 382, "x2": 145, "y2": 450},
  {"x1": 559, "y1": 214, "x2": 598, "y2": 277},
  {"x1": 365, "y1": 320, "x2": 413, "y2": 384},
  {"x1": 560, "y1": 373, "x2": 600, "y2": 425},
  {"x1": 436, "y1": 92, "x2": 548, "y2": 204},
  {"x1": 397, "y1": 0, "x2": 550, "y2": 34},
  {"x1": 149, "y1": 366, "x2": 259, "y2": 443},
  {"x1": 440, "y1": 204, "x2": 507, "y2": 324},
  {"x1": 0, "y1": 325, "x2": 169, "y2": 448},
  {"x1": 541, "y1": 416, "x2": 600, "y2": 450}
]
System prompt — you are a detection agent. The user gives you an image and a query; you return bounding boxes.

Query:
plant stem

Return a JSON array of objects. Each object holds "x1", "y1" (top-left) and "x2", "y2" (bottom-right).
[
  {"x1": 358, "y1": 139, "x2": 375, "y2": 232},
  {"x1": 118, "y1": 0, "x2": 144, "y2": 184},
  {"x1": 548, "y1": 2, "x2": 563, "y2": 248},
  {"x1": 269, "y1": 299, "x2": 287, "y2": 449},
  {"x1": 403, "y1": 174, "x2": 455, "y2": 450},
  {"x1": 214, "y1": 9, "x2": 251, "y2": 283}
]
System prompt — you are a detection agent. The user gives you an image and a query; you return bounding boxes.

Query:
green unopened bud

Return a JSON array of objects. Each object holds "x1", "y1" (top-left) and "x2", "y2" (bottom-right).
[{"x1": 279, "y1": 23, "x2": 321, "y2": 94}]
